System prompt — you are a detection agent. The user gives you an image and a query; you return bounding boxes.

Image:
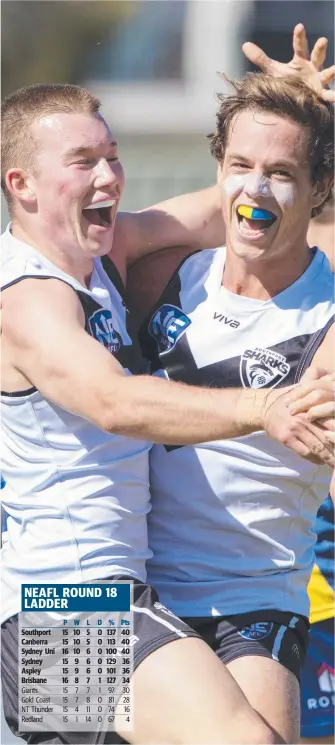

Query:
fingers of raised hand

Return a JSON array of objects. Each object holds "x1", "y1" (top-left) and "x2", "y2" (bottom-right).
[
  {"x1": 313, "y1": 61, "x2": 335, "y2": 101},
  {"x1": 242, "y1": 42, "x2": 272, "y2": 72},
  {"x1": 319, "y1": 87, "x2": 335, "y2": 103},
  {"x1": 310, "y1": 37, "x2": 328, "y2": 70},
  {"x1": 292, "y1": 23, "x2": 309, "y2": 60},
  {"x1": 320, "y1": 64, "x2": 335, "y2": 85}
]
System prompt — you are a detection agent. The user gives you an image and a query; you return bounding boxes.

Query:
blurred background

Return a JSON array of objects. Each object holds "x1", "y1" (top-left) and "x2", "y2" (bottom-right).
[{"x1": 1, "y1": 0, "x2": 334, "y2": 226}]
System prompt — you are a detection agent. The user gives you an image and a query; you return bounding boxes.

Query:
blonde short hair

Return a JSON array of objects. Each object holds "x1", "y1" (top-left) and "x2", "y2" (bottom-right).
[{"x1": 1, "y1": 83, "x2": 101, "y2": 210}]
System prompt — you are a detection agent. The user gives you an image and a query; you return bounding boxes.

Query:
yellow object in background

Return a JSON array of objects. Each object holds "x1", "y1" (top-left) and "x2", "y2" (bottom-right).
[{"x1": 308, "y1": 564, "x2": 335, "y2": 624}]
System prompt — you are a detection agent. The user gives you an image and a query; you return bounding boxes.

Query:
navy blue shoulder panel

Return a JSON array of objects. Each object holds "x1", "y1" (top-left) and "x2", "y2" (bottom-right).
[
  {"x1": 138, "y1": 251, "x2": 200, "y2": 364},
  {"x1": 294, "y1": 314, "x2": 335, "y2": 382}
]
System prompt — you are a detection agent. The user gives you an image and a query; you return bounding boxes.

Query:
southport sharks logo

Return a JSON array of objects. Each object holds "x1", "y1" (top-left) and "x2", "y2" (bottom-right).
[
  {"x1": 240, "y1": 347, "x2": 290, "y2": 389},
  {"x1": 88, "y1": 308, "x2": 123, "y2": 354},
  {"x1": 148, "y1": 304, "x2": 191, "y2": 355}
]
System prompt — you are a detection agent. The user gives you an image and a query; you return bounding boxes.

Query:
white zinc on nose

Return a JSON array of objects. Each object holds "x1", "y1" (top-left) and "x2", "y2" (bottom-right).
[
  {"x1": 222, "y1": 173, "x2": 295, "y2": 208},
  {"x1": 244, "y1": 174, "x2": 272, "y2": 198}
]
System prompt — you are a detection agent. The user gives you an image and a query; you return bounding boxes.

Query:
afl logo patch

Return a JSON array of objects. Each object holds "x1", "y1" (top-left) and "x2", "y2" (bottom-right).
[
  {"x1": 88, "y1": 308, "x2": 123, "y2": 354},
  {"x1": 148, "y1": 304, "x2": 191, "y2": 355},
  {"x1": 240, "y1": 347, "x2": 290, "y2": 389},
  {"x1": 238, "y1": 622, "x2": 273, "y2": 640}
]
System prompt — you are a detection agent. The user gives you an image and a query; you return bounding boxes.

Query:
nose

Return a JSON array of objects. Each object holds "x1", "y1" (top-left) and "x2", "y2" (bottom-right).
[
  {"x1": 94, "y1": 158, "x2": 119, "y2": 190},
  {"x1": 244, "y1": 173, "x2": 271, "y2": 199}
]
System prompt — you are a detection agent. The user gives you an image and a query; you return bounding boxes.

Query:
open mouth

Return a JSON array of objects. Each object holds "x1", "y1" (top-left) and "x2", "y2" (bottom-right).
[
  {"x1": 236, "y1": 205, "x2": 277, "y2": 237},
  {"x1": 82, "y1": 199, "x2": 116, "y2": 228}
]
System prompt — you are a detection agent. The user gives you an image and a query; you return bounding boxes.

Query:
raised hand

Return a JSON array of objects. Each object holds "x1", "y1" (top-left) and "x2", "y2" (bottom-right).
[{"x1": 242, "y1": 23, "x2": 335, "y2": 102}]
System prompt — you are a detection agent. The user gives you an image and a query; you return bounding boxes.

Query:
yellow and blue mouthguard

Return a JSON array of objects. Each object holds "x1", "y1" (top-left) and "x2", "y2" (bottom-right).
[{"x1": 237, "y1": 206, "x2": 276, "y2": 221}]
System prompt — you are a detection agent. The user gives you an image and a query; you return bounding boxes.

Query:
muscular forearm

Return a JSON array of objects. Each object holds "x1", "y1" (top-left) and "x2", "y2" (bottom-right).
[
  {"x1": 137, "y1": 184, "x2": 225, "y2": 250},
  {"x1": 96, "y1": 373, "x2": 335, "y2": 467},
  {"x1": 118, "y1": 185, "x2": 225, "y2": 267},
  {"x1": 101, "y1": 375, "x2": 265, "y2": 443}
]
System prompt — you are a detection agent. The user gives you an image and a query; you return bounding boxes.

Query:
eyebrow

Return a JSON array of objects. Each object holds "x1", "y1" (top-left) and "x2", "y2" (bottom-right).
[
  {"x1": 227, "y1": 154, "x2": 251, "y2": 162},
  {"x1": 268, "y1": 160, "x2": 298, "y2": 170},
  {"x1": 63, "y1": 141, "x2": 118, "y2": 160}
]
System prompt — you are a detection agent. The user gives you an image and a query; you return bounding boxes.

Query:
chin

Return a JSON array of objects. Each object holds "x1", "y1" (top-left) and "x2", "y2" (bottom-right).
[
  {"x1": 83, "y1": 237, "x2": 113, "y2": 258},
  {"x1": 229, "y1": 238, "x2": 270, "y2": 261}
]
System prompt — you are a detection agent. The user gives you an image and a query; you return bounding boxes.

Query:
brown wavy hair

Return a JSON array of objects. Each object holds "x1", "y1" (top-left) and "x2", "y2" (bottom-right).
[{"x1": 208, "y1": 73, "x2": 334, "y2": 217}]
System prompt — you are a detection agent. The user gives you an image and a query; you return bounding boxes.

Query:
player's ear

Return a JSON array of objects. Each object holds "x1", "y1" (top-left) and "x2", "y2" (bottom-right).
[
  {"x1": 311, "y1": 174, "x2": 333, "y2": 211},
  {"x1": 6, "y1": 169, "x2": 37, "y2": 206}
]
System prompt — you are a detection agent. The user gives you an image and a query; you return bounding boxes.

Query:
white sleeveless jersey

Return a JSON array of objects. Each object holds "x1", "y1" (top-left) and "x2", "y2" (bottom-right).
[
  {"x1": 140, "y1": 246, "x2": 334, "y2": 619},
  {"x1": 1, "y1": 227, "x2": 151, "y2": 623}
]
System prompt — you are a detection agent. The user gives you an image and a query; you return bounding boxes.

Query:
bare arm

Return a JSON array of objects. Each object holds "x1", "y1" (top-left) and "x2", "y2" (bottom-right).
[
  {"x1": 2, "y1": 278, "x2": 334, "y2": 462},
  {"x1": 111, "y1": 185, "x2": 225, "y2": 269},
  {"x1": 286, "y1": 328, "x2": 335, "y2": 436},
  {"x1": 1, "y1": 278, "x2": 258, "y2": 444}
]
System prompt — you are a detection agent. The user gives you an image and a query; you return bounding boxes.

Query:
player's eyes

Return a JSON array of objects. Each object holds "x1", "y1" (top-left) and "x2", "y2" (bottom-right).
[
  {"x1": 75, "y1": 159, "x2": 94, "y2": 166},
  {"x1": 272, "y1": 170, "x2": 292, "y2": 179},
  {"x1": 231, "y1": 162, "x2": 250, "y2": 169}
]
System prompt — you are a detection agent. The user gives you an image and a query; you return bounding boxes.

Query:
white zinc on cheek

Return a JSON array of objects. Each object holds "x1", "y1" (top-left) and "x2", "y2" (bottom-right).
[
  {"x1": 221, "y1": 174, "x2": 246, "y2": 197},
  {"x1": 270, "y1": 181, "x2": 295, "y2": 208}
]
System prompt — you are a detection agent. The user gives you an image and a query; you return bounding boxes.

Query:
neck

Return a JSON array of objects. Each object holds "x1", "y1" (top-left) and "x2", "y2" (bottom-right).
[
  {"x1": 222, "y1": 243, "x2": 313, "y2": 300},
  {"x1": 11, "y1": 220, "x2": 93, "y2": 288}
]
